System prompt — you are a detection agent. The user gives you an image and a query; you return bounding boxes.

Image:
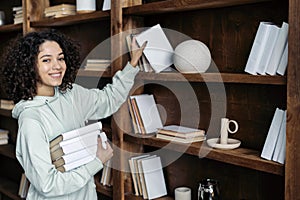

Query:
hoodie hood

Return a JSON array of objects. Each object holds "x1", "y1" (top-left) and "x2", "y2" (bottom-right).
[{"x1": 12, "y1": 87, "x2": 60, "y2": 119}]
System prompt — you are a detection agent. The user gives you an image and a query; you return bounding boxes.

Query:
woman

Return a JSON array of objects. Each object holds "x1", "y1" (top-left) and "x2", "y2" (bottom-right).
[{"x1": 1, "y1": 29, "x2": 146, "y2": 199}]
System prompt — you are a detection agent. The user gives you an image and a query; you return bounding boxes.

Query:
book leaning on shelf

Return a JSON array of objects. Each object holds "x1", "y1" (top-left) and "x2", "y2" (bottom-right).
[
  {"x1": 261, "y1": 108, "x2": 286, "y2": 164},
  {"x1": 128, "y1": 154, "x2": 167, "y2": 199},
  {"x1": 50, "y1": 121, "x2": 106, "y2": 172}
]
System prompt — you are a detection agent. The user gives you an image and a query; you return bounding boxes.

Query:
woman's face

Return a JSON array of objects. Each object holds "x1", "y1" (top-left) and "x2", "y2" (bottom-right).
[{"x1": 36, "y1": 40, "x2": 66, "y2": 96}]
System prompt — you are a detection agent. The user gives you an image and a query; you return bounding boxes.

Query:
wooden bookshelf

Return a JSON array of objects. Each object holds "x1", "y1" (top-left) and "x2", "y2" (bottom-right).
[{"x1": 0, "y1": 0, "x2": 299, "y2": 199}]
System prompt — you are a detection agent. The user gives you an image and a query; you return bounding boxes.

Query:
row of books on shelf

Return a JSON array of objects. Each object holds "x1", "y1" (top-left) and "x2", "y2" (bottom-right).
[
  {"x1": 261, "y1": 107, "x2": 286, "y2": 164},
  {"x1": 245, "y1": 21, "x2": 288, "y2": 76},
  {"x1": 127, "y1": 93, "x2": 206, "y2": 143},
  {"x1": 12, "y1": 6, "x2": 23, "y2": 24},
  {"x1": 0, "y1": 129, "x2": 9, "y2": 145},
  {"x1": 83, "y1": 59, "x2": 111, "y2": 71},
  {"x1": 129, "y1": 154, "x2": 167, "y2": 199},
  {"x1": 0, "y1": 99, "x2": 14, "y2": 110}
]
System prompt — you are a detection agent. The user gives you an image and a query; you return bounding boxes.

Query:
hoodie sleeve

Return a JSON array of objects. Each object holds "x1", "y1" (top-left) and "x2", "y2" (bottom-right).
[
  {"x1": 16, "y1": 117, "x2": 103, "y2": 197},
  {"x1": 72, "y1": 62, "x2": 139, "y2": 121}
]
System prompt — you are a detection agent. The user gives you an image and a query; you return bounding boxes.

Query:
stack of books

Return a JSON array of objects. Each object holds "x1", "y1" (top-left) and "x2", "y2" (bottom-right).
[
  {"x1": 0, "y1": 99, "x2": 15, "y2": 110},
  {"x1": 261, "y1": 108, "x2": 286, "y2": 164},
  {"x1": 12, "y1": 6, "x2": 23, "y2": 24},
  {"x1": 156, "y1": 125, "x2": 206, "y2": 143},
  {"x1": 128, "y1": 154, "x2": 167, "y2": 199},
  {"x1": 44, "y1": 4, "x2": 76, "y2": 18},
  {"x1": 0, "y1": 129, "x2": 9, "y2": 145},
  {"x1": 50, "y1": 122, "x2": 105, "y2": 172},
  {"x1": 84, "y1": 59, "x2": 111, "y2": 71},
  {"x1": 245, "y1": 21, "x2": 289, "y2": 76}
]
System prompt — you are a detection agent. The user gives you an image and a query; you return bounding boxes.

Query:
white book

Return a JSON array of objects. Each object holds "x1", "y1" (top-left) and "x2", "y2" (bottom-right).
[
  {"x1": 60, "y1": 145, "x2": 97, "y2": 165},
  {"x1": 137, "y1": 155, "x2": 157, "y2": 199},
  {"x1": 0, "y1": 138, "x2": 8, "y2": 145},
  {"x1": 130, "y1": 94, "x2": 163, "y2": 134},
  {"x1": 266, "y1": 22, "x2": 289, "y2": 75},
  {"x1": 61, "y1": 122, "x2": 102, "y2": 141},
  {"x1": 261, "y1": 108, "x2": 285, "y2": 160},
  {"x1": 140, "y1": 156, "x2": 167, "y2": 199},
  {"x1": 57, "y1": 154, "x2": 95, "y2": 172},
  {"x1": 256, "y1": 25, "x2": 280, "y2": 75},
  {"x1": 135, "y1": 24, "x2": 174, "y2": 73},
  {"x1": 129, "y1": 154, "x2": 151, "y2": 196},
  {"x1": 276, "y1": 42, "x2": 288, "y2": 76},
  {"x1": 51, "y1": 130, "x2": 99, "y2": 154},
  {"x1": 272, "y1": 110, "x2": 286, "y2": 163},
  {"x1": 245, "y1": 22, "x2": 275, "y2": 75}
]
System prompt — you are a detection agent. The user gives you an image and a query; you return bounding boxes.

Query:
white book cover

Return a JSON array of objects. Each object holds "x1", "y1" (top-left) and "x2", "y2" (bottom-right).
[
  {"x1": 245, "y1": 22, "x2": 275, "y2": 75},
  {"x1": 60, "y1": 131, "x2": 98, "y2": 154},
  {"x1": 135, "y1": 24, "x2": 174, "y2": 73},
  {"x1": 272, "y1": 110, "x2": 286, "y2": 163},
  {"x1": 137, "y1": 155, "x2": 158, "y2": 199},
  {"x1": 62, "y1": 145, "x2": 97, "y2": 164},
  {"x1": 140, "y1": 156, "x2": 167, "y2": 199},
  {"x1": 131, "y1": 94, "x2": 163, "y2": 134},
  {"x1": 277, "y1": 42, "x2": 288, "y2": 76},
  {"x1": 62, "y1": 154, "x2": 95, "y2": 171},
  {"x1": 266, "y1": 22, "x2": 289, "y2": 75},
  {"x1": 261, "y1": 108, "x2": 285, "y2": 160},
  {"x1": 61, "y1": 121, "x2": 102, "y2": 141},
  {"x1": 256, "y1": 25, "x2": 280, "y2": 75}
]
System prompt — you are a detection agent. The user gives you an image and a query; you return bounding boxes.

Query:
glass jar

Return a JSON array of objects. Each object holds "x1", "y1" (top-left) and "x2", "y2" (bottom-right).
[{"x1": 198, "y1": 179, "x2": 220, "y2": 200}]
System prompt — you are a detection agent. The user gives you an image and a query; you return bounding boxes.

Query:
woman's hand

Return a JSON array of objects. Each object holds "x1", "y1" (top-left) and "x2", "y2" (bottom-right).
[
  {"x1": 130, "y1": 38, "x2": 147, "y2": 67},
  {"x1": 96, "y1": 137, "x2": 113, "y2": 164}
]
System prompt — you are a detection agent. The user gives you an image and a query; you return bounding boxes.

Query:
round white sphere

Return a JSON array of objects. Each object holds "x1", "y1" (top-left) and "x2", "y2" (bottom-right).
[{"x1": 173, "y1": 40, "x2": 211, "y2": 73}]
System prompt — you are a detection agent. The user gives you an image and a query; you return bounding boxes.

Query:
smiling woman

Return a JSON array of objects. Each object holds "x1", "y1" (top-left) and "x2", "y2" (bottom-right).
[{"x1": 0, "y1": 29, "x2": 146, "y2": 200}]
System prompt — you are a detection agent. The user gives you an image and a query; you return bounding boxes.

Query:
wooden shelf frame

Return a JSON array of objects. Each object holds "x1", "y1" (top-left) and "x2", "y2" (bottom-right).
[
  {"x1": 123, "y1": 0, "x2": 272, "y2": 15},
  {"x1": 124, "y1": 133, "x2": 284, "y2": 176},
  {"x1": 77, "y1": 71, "x2": 286, "y2": 85},
  {"x1": 31, "y1": 11, "x2": 110, "y2": 27},
  {"x1": 0, "y1": 23, "x2": 22, "y2": 32}
]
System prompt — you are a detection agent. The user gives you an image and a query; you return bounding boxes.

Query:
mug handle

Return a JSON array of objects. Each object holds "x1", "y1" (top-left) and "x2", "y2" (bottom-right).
[{"x1": 227, "y1": 120, "x2": 238, "y2": 134}]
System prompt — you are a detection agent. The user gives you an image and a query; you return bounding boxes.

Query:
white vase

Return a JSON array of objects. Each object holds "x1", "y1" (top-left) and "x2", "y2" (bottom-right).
[{"x1": 76, "y1": 0, "x2": 96, "y2": 13}]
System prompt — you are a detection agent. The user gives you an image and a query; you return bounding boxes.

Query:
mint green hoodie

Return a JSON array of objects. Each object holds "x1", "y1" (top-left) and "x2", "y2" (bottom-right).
[{"x1": 12, "y1": 63, "x2": 139, "y2": 200}]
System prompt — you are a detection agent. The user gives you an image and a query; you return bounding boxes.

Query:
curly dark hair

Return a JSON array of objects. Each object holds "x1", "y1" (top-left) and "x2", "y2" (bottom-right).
[{"x1": 0, "y1": 29, "x2": 81, "y2": 103}]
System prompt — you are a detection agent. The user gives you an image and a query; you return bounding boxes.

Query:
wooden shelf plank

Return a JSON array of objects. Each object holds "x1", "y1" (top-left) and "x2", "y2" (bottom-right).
[
  {"x1": 0, "y1": 144, "x2": 16, "y2": 160},
  {"x1": 31, "y1": 11, "x2": 110, "y2": 27},
  {"x1": 124, "y1": 133, "x2": 284, "y2": 176},
  {"x1": 137, "y1": 72, "x2": 286, "y2": 85},
  {"x1": 0, "y1": 176, "x2": 22, "y2": 200},
  {"x1": 77, "y1": 68, "x2": 112, "y2": 78},
  {"x1": 0, "y1": 109, "x2": 13, "y2": 117},
  {"x1": 124, "y1": 0, "x2": 271, "y2": 15},
  {"x1": 0, "y1": 23, "x2": 22, "y2": 32},
  {"x1": 76, "y1": 70, "x2": 286, "y2": 85},
  {"x1": 125, "y1": 193, "x2": 173, "y2": 200}
]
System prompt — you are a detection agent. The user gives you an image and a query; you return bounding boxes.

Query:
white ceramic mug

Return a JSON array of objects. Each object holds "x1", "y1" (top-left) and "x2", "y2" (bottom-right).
[
  {"x1": 175, "y1": 187, "x2": 191, "y2": 200},
  {"x1": 220, "y1": 118, "x2": 238, "y2": 144}
]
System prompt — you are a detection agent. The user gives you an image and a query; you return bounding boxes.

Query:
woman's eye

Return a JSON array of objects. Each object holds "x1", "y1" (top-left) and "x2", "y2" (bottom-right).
[
  {"x1": 58, "y1": 57, "x2": 65, "y2": 61},
  {"x1": 42, "y1": 59, "x2": 50, "y2": 63}
]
